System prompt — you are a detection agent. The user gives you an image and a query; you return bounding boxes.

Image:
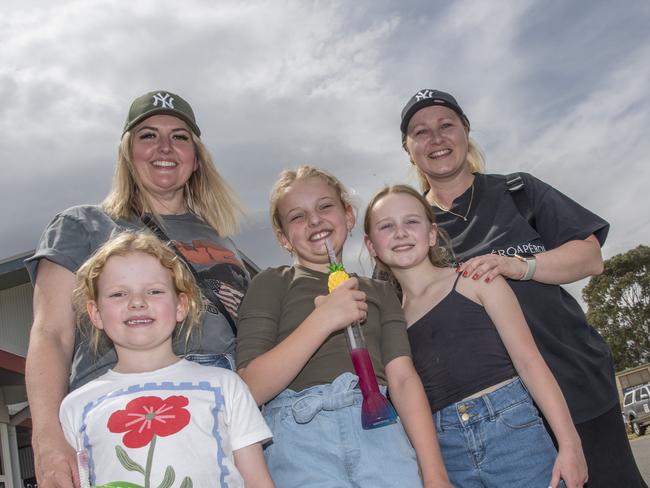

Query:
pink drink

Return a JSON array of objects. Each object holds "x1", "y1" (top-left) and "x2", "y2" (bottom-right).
[
  {"x1": 350, "y1": 347, "x2": 397, "y2": 429},
  {"x1": 350, "y1": 348, "x2": 380, "y2": 395}
]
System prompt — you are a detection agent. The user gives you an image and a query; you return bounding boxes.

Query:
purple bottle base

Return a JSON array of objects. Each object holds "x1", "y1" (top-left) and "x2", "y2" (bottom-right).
[
  {"x1": 350, "y1": 348, "x2": 397, "y2": 429},
  {"x1": 362, "y1": 391, "x2": 398, "y2": 430}
]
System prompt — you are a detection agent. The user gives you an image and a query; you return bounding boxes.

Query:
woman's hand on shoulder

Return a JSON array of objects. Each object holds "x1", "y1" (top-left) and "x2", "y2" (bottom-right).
[
  {"x1": 313, "y1": 277, "x2": 367, "y2": 334},
  {"x1": 457, "y1": 253, "x2": 526, "y2": 283},
  {"x1": 458, "y1": 270, "x2": 510, "y2": 308}
]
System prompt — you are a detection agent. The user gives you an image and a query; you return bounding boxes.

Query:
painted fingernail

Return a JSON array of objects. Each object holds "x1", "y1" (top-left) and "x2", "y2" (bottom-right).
[
  {"x1": 463, "y1": 271, "x2": 468, "y2": 277},
  {"x1": 472, "y1": 274, "x2": 479, "y2": 280},
  {"x1": 485, "y1": 277, "x2": 491, "y2": 283}
]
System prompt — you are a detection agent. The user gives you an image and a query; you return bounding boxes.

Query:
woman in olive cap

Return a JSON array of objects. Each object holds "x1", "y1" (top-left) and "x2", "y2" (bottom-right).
[
  {"x1": 396, "y1": 88, "x2": 646, "y2": 487},
  {"x1": 25, "y1": 90, "x2": 249, "y2": 488}
]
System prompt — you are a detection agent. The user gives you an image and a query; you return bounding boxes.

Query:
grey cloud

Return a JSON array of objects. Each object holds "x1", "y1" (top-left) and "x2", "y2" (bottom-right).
[{"x1": 1, "y1": 0, "x2": 649, "y2": 307}]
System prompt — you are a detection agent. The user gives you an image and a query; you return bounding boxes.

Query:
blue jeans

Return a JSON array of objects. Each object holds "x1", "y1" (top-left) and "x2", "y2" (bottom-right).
[
  {"x1": 262, "y1": 372, "x2": 422, "y2": 488},
  {"x1": 184, "y1": 352, "x2": 235, "y2": 370},
  {"x1": 435, "y1": 377, "x2": 564, "y2": 488}
]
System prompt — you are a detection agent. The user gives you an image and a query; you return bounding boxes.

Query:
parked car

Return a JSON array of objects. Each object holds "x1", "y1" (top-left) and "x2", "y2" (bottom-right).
[{"x1": 623, "y1": 383, "x2": 650, "y2": 436}]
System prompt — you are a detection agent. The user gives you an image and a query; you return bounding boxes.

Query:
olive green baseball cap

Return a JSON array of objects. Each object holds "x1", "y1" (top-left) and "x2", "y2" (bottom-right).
[{"x1": 123, "y1": 90, "x2": 201, "y2": 136}]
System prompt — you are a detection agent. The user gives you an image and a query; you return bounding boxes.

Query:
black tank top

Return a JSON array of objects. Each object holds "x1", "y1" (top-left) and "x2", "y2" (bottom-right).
[{"x1": 407, "y1": 274, "x2": 517, "y2": 413}]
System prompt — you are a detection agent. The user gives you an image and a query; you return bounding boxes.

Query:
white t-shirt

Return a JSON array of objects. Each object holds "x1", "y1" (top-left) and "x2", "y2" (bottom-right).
[{"x1": 60, "y1": 359, "x2": 271, "y2": 488}]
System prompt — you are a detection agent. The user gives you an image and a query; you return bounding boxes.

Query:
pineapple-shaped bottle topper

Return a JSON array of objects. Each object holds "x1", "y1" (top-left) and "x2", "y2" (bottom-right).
[
  {"x1": 327, "y1": 262, "x2": 349, "y2": 292},
  {"x1": 324, "y1": 239, "x2": 349, "y2": 293}
]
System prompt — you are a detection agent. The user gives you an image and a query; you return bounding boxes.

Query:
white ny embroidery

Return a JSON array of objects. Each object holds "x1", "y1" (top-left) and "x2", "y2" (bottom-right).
[
  {"x1": 152, "y1": 92, "x2": 175, "y2": 109},
  {"x1": 414, "y1": 89, "x2": 436, "y2": 102}
]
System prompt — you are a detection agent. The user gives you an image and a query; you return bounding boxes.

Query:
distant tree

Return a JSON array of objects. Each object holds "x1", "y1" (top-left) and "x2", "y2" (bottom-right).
[{"x1": 582, "y1": 245, "x2": 650, "y2": 371}]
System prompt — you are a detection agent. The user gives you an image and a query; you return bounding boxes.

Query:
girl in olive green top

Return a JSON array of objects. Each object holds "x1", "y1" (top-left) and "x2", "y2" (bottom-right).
[{"x1": 236, "y1": 165, "x2": 451, "y2": 488}]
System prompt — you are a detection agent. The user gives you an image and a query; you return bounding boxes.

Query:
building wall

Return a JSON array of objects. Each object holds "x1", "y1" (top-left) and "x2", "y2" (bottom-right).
[
  {"x1": 0, "y1": 283, "x2": 32, "y2": 357},
  {"x1": 616, "y1": 363, "x2": 650, "y2": 403}
]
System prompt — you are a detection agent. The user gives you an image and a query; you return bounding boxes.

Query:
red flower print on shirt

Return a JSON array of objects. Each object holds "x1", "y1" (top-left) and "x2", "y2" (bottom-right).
[{"x1": 107, "y1": 395, "x2": 191, "y2": 448}]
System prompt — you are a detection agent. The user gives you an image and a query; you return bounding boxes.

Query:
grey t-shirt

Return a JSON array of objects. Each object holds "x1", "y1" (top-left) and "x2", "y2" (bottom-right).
[{"x1": 25, "y1": 205, "x2": 250, "y2": 390}]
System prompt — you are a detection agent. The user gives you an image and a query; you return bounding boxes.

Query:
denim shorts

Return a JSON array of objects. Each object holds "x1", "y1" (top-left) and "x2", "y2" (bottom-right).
[
  {"x1": 183, "y1": 352, "x2": 235, "y2": 371},
  {"x1": 435, "y1": 377, "x2": 564, "y2": 488},
  {"x1": 261, "y1": 372, "x2": 422, "y2": 488}
]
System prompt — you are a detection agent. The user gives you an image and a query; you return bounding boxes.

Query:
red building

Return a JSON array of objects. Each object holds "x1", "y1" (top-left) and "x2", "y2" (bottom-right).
[{"x1": 0, "y1": 251, "x2": 35, "y2": 487}]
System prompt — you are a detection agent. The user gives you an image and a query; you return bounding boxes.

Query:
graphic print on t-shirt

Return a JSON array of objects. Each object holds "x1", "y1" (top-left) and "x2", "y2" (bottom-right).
[
  {"x1": 79, "y1": 382, "x2": 231, "y2": 487},
  {"x1": 175, "y1": 240, "x2": 248, "y2": 319},
  {"x1": 106, "y1": 395, "x2": 193, "y2": 486},
  {"x1": 489, "y1": 241, "x2": 546, "y2": 257}
]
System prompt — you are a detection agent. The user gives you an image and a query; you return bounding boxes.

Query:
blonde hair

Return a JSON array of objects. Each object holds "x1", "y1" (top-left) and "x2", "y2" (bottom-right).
[
  {"x1": 364, "y1": 185, "x2": 454, "y2": 287},
  {"x1": 73, "y1": 231, "x2": 204, "y2": 354},
  {"x1": 269, "y1": 165, "x2": 354, "y2": 240},
  {"x1": 102, "y1": 131, "x2": 244, "y2": 236}
]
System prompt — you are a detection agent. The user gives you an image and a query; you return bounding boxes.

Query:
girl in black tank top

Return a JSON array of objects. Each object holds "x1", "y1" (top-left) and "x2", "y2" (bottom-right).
[{"x1": 364, "y1": 185, "x2": 587, "y2": 488}]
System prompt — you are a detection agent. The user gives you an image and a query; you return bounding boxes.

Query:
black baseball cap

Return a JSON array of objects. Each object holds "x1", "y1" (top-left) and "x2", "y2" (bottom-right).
[
  {"x1": 400, "y1": 89, "x2": 470, "y2": 135},
  {"x1": 123, "y1": 90, "x2": 201, "y2": 136}
]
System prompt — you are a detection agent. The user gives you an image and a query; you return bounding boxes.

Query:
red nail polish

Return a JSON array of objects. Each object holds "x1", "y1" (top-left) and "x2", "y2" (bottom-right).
[
  {"x1": 485, "y1": 277, "x2": 491, "y2": 283},
  {"x1": 463, "y1": 271, "x2": 468, "y2": 277},
  {"x1": 472, "y1": 274, "x2": 479, "y2": 280}
]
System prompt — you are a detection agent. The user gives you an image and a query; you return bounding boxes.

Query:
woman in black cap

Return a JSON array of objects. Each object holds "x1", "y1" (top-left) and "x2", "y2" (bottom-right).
[
  {"x1": 397, "y1": 89, "x2": 646, "y2": 488},
  {"x1": 25, "y1": 90, "x2": 250, "y2": 488}
]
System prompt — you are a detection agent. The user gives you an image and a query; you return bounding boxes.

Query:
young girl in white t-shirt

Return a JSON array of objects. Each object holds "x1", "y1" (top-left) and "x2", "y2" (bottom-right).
[{"x1": 59, "y1": 231, "x2": 274, "y2": 488}]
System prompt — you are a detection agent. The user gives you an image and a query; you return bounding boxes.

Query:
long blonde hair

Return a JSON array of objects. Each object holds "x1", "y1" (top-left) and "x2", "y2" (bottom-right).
[
  {"x1": 73, "y1": 231, "x2": 204, "y2": 354},
  {"x1": 102, "y1": 131, "x2": 244, "y2": 236},
  {"x1": 269, "y1": 165, "x2": 354, "y2": 240}
]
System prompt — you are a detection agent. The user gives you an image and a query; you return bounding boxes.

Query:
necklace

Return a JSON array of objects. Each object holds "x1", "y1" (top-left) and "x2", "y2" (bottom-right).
[{"x1": 429, "y1": 183, "x2": 474, "y2": 221}]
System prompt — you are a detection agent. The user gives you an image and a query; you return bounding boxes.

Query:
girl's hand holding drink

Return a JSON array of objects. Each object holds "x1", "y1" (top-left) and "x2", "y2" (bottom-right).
[
  {"x1": 313, "y1": 277, "x2": 367, "y2": 333},
  {"x1": 324, "y1": 239, "x2": 397, "y2": 430}
]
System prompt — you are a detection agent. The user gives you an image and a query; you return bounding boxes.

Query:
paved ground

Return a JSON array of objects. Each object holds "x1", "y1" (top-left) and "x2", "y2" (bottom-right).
[{"x1": 630, "y1": 434, "x2": 650, "y2": 484}]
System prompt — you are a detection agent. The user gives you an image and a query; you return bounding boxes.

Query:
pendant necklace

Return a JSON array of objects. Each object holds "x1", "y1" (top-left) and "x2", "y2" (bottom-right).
[{"x1": 430, "y1": 183, "x2": 475, "y2": 222}]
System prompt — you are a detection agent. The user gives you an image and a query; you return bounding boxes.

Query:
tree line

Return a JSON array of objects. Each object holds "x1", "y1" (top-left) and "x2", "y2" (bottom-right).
[{"x1": 582, "y1": 245, "x2": 650, "y2": 371}]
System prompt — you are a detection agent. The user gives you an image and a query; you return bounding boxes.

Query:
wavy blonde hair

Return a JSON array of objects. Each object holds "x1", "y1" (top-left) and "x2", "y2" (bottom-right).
[
  {"x1": 73, "y1": 231, "x2": 204, "y2": 354},
  {"x1": 102, "y1": 131, "x2": 244, "y2": 236},
  {"x1": 269, "y1": 165, "x2": 354, "y2": 240}
]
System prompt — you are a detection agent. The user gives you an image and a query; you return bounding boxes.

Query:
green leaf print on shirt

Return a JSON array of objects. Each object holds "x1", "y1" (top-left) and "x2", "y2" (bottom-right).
[{"x1": 115, "y1": 446, "x2": 144, "y2": 474}]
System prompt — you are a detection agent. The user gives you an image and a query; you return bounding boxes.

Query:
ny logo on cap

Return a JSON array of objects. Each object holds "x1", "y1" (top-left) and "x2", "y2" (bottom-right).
[
  {"x1": 414, "y1": 89, "x2": 438, "y2": 102},
  {"x1": 152, "y1": 92, "x2": 175, "y2": 109}
]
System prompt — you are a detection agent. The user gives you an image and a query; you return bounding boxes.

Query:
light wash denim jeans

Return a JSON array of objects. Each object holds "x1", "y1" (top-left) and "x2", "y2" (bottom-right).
[
  {"x1": 435, "y1": 377, "x2": 565, "y2": 488},
  {"x1": 184, "y1": 352, "x2": 235, "y2": 371},
  {"x1": 262, "y1": 372, "x2": 422, "y2": 488}
]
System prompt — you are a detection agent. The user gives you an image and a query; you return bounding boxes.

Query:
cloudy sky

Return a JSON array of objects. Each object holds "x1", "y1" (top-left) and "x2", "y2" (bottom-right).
[{"x1": 2, "y1": 0, "x2": 649, "y2": 302}]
